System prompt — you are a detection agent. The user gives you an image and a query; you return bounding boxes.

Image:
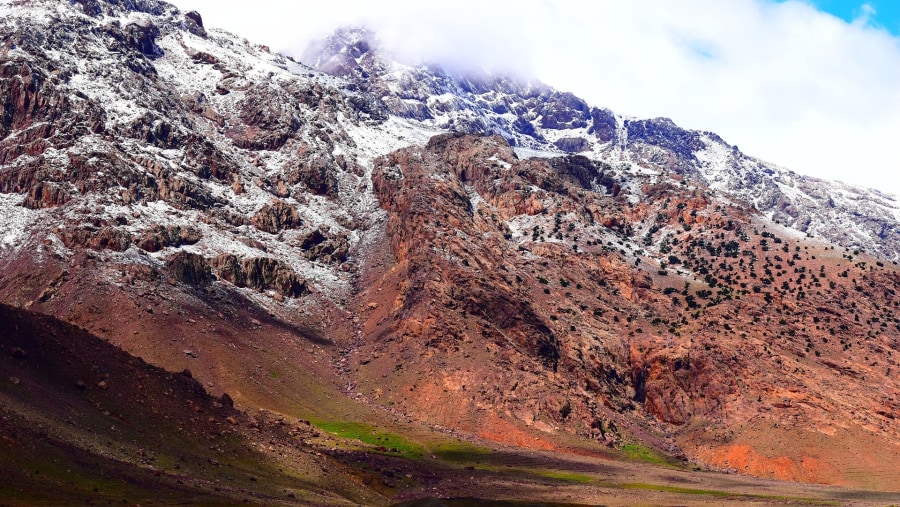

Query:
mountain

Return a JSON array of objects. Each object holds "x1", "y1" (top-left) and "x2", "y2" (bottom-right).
[
  {"x1": 303, "y1": 27, "x2": 900, "y2": 262},
  {"x1": 1, "y1": 1, "x2": 900, "y2": 504},
  {"x1": 0, "y1": 302, "x2": 390, "y2": 505}
]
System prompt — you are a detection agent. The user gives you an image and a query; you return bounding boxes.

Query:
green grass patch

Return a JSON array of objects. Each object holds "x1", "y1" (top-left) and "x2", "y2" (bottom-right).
[
  {"x1": 536, "y1": 470, "x2": 595, "y2": 484},
  {"x1": 429, "y1": 440, "x2": 493, "y2": 462},
  {"x1": 621, "y1": 442, "x2": 672, "y2": 467},
  {"x1": 314, "y1": 421, "x2": 423, "y2": 458}
]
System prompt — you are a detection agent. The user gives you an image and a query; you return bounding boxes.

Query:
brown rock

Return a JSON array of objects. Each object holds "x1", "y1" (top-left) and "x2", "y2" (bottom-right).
[
  {"x1": 209, "y1": 254, "x2": 308, "y2": 298},
  {"x1": 165, "y1": 251, "x2": 212, "y2": 286},
  {"x1": 137, "y1": 225, "x2": 201, "y2": 252},
  {"x1": 184, "y1": 10, "x2": 206, "y2": 37},
  {"x1": 252, "y1": 201, "x2": 302, "y2": 233},
  {"x1": 299, "y1": 227, "x2": 350, "y2": 264}
]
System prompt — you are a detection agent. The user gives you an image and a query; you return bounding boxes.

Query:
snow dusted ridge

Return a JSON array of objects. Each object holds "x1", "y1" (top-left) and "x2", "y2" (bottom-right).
[
  {"x1": 0, "y1": 0, "x2": 433, "y2": 305},
  {"x1": 303, "y1": 27, "x2": 900, "y2": 260},
  {"x1": 1, "y1": 0, "x2": 899, "y2": 325}
]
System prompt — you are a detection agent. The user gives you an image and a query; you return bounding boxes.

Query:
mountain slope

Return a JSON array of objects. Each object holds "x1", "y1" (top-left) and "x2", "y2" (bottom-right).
[
  {"x1": 358, "y1": 133, "x2": 900, "y2": 489},
  {"x1": 0, "y1": 0, "x2": 899, "y2": 500},
  {"x1": 302, "y1": 27, "x2": 900, "y2": 262},
  {"x1": 9, "y1": 311, "x2": 895, "y2": 507},
  {"x1": 0, "y1": 302, "x2": 391, "y2": 505}
]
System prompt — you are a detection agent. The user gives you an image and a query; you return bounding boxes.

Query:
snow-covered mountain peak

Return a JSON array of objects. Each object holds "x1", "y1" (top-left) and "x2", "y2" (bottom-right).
[
  {"x1": 297, "y1": 27, "x2": 900, "y2": 260},
  {"x1": 299, "y1": 25, "x2": 377, "y2": 71}
]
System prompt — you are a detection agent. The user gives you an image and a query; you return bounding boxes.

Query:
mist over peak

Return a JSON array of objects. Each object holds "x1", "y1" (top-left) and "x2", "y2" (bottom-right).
[
  {"x1": 299, "y1": 26, "x2": 376, "y2": 72},
  {"x1": 296, "y1": 22, "x2": 539, "y2": 87},
  {"x1": 167, "y1": 0, "x2": 900, "y2": 195}
]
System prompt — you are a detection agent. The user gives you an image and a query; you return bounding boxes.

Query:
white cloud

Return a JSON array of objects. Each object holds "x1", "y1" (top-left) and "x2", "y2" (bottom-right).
[{"x1": 169, "y1": 0, "x2": 900, "y2": 196}]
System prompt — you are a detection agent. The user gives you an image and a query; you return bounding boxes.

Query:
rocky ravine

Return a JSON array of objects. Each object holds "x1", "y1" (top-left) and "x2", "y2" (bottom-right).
[{"x1": 0, "y1": 0, "x2": 899, "y2": 496}]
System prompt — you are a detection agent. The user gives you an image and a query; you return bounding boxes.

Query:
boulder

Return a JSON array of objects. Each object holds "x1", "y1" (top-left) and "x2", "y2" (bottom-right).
[
  {"x1": 165, "y1": 251, "x2": 212, "y2": 286},
  {"x1": 183, "y1": 10, "x2": 207, "y2": 37},
  {"x1": 252, "y1": 201, "x2": 302, "y2": 233},
  {"x1": 123, "y1": 22, "x2": 163, "y2": 59}
]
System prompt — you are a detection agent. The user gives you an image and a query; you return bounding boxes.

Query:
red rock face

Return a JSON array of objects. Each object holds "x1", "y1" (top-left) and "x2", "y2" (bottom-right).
[
  {"x1": 364, "y1": 135, "x2": 643, "y2": 439},
  {"x1": 0, "y1": 62, "x2": 54, "y2": 136},
  {"x1": 23, "y1": 181, "x2": 70, "y2": 209},
  {"x1": 359, "y1": 134, "x2": 900, "y2": 485},
  {"x1": 0, "y1": 61, "x2": 104, "y2": 188}
]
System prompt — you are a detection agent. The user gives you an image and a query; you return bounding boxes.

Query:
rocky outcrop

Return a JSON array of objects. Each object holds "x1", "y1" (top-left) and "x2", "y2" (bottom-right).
[
  {"x1": 120, "y1": 21, "x2": 164, "y2": 59},
  {"x1": 0, "y1": 60, "x2": 105, "y2": 166},
  {"x1": 228, "y1": 85, "x2": 301, "y2": 151},
  {"x1": 210, "y1": 254, "x2": 307, "y2": 297},
  {"x1": 550, "y1": 155, "x2": 616, "y2": 193},
  {"x1": 72, "y1": 0, "x2": 103, "y2": 17},
  {"x1": 125, "y1": 113, "x2": 183, "y2": 149},
  {"x1": 553, "y1": 137, "x2": 589, "y2": 153},
  {"x1": 538, "y1": 91, "x2": 591, "y2": 130},
  {"x1": 287, "y1": 152, "x2": 341, "y2": 198},
  {"x1": 183, "y1": 10, "x2": 206, "y2": 37},
  {"x1": 165, "y1": 251, "x2": 212, "y2": 286},
  {"x1": 136, "y1": 225, "x2": 202, "y2": 252},
  {"x1": 299, "y1": 227, "x2": 350, "y2": 264},
  {"x1": 252, "y1": 201, "x2": 302, "y2": 233},
  {"x1": 182, "y1": 137, "x2": 234, "y2": 180},
  {"x1": 59, "y1": 225, "x2": 132, "y2": 252},
  {"x1": 164, "y1": 251, "x2": 307, "y2": 297},
  {"x1": 589, "y1": 107, "x2": 617, "y2": 143},
  {"x1": 22, "y1": 181, "x2": 71, "y2": 209}
]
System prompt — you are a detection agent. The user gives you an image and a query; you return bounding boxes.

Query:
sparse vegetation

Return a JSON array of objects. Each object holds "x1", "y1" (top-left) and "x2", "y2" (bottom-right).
[{"x1": 314, "y1": 421, "x2": 424, "y2": 458}]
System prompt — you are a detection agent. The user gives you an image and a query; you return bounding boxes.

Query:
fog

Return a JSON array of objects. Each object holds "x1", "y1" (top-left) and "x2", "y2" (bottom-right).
[{"x1": 168, "y1": 0, "x2": 900, "y2": 196}]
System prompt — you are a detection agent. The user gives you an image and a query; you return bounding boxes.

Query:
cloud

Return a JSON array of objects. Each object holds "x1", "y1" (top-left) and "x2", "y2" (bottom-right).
[
  {"x1": 857, "y1": 3, "x2": 876, "y2": 25},
  {"x1": 169, "y1": 0, "x2": 900, "y2": 196}
]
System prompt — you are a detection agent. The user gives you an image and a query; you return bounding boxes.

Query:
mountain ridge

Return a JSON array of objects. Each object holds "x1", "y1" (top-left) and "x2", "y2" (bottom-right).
[
  {"x1": 1, "y1": 0, "x2": 900, "y2": 502},
  {"x1": 300, "y1": 26, "x2": 900, "y2": 261}
]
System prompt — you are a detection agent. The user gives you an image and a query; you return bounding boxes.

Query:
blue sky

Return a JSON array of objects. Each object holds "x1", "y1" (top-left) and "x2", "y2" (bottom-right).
[{"x1": 807, "y1": 0, "x2": 900, "y2": 33}]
